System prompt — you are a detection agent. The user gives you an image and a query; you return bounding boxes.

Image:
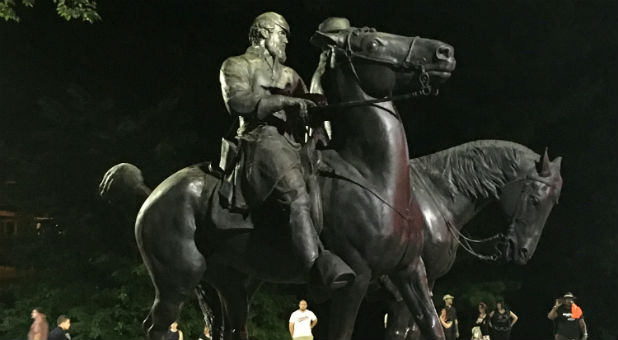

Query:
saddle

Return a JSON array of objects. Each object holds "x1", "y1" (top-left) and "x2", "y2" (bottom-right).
[{"x1": 209, "y1": 135, "x2": 323, "y2": 232}]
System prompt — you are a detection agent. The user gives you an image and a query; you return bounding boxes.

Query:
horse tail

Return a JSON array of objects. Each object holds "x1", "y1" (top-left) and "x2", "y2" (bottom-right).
[{"x1": 98, "y1": 163, "x2": 152, "y2": 213}]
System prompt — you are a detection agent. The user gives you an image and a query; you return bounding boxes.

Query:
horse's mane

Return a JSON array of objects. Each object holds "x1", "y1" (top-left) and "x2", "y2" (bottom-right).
[{"x1": 410, "y1": 140, "x2": 540, "y2": 199}]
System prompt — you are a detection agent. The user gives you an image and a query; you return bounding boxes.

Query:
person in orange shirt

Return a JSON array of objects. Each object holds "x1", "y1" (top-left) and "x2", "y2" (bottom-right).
[{"x1": 548, "y1": 292, "x2": 588, "y2": 340}]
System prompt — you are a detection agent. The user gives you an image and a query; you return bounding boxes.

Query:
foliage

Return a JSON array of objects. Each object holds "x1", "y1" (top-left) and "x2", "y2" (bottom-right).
[
  {"x1": 0, "y1": 85, "x2": 193, "y2": 339},
  {"x1": 0, "y1": 0, "x2": 22, "y2": 22},
  {"x1": 247, "y1": 285, "x2": 298, "y2": 340},
  {"x1": 0, "y1": 257, "x2": 152, "y2": 339},
  {"x1": 53, "y1": 0, "x2": 99, "y2": 22},
  {"x1": 0, "y1": 0, "x2": 100, "y2": 22}
]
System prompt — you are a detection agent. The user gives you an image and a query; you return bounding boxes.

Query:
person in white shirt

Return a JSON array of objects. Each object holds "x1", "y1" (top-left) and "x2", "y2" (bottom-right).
[{"x1": 289, "y1": 299, "x2": 317, "y2": 340}]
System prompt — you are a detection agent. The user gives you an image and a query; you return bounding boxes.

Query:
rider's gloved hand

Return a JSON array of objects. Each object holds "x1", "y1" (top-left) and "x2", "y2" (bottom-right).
[
  {"x1": 281, "y1": 96, "x2": 316, "y2": 123},
  {"x1": 257, "y1": 95, "x2": 316, "y2": 122}
]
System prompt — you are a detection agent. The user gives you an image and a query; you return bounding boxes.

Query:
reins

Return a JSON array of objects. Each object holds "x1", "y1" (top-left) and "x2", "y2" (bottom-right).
[{"x1": 309, "y1": 70, "x2": 433, "y2": 112}]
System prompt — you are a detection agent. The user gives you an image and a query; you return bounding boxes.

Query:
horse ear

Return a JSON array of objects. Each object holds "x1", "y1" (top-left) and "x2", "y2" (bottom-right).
[
  {"x1": 310, "y1": 31, "x2": 344, "y2": 50},
  {"x1": 552, "y1": 156, "x2": 562, "y2": 172},
  {"x1": 552, "y1": 156, "x2": 563, "y2": 204},
  {"x1": 539, "y1": 148, "x2": 551, "y2": 177}
]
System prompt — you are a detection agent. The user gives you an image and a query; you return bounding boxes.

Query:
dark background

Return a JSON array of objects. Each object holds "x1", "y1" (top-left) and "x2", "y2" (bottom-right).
[{"x1": 1, "y1": 0, "x2": 616, "y2": 339}]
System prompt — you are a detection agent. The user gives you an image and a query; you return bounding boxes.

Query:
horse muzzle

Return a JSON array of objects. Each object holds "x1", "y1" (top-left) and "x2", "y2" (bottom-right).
[
  {"x1": 425, "y1": 58, "x2": 456, "y2": 83},
  {"x1": 495, "y1": 235, "x2": 528, "y2": 264},
  {"x1": 500, "y1": 237, "x2": 531, "y2": 265}
]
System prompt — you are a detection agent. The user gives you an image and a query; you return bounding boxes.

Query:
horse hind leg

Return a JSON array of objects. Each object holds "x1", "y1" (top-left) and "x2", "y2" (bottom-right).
[
  {"x1": 146, "y1": 252, "x2": 207, "y2": 339},
  {"x1": 140, "y1": 222, "x2": 207, "y2": 339}
]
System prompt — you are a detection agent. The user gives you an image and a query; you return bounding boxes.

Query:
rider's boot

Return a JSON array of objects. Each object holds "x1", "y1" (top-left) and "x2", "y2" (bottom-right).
[{"x1": 288, "y1": 188, "x2": 356, "y2": 290}]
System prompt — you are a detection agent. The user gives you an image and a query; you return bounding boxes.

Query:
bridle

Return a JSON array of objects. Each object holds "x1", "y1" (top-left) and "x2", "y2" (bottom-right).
[
  {"x1": 343, "y1": 27, "x2": 431, "y2": 88},
  {"x1": 311, "y1": 27, "x2": 433, "y2": 113},
  {"x1": 447, "y1": 175, "x2": 558, "y2": 261},
  {"x1": 501, "y1": 175, "x2": 558, "y2": 236}
]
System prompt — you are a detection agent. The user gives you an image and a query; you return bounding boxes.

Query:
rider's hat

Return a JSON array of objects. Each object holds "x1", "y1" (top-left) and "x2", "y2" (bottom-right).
[
  {"x1": 252, "y1": 12, "x2": 290, "y2": 34},
  {"x1": 443, "y1": 294, "x2": 455, "y2": 301}
]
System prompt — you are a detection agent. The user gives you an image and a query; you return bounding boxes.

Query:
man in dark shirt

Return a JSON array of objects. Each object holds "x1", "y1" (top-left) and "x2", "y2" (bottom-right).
[
  {"x1": 48, "y1": 315, "x2": 71, "y2": 340},
  {"x1": 548, "y1": 292, "x2": 588, "y2": 340},
  {"x1": 441, "y1": 294, "x2": 459, "y2": 340}
]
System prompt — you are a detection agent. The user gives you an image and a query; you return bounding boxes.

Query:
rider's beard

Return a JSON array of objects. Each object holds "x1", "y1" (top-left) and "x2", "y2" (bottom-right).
[{"x1": 266, "y1": 39, "x2": 287, "y2": 64}]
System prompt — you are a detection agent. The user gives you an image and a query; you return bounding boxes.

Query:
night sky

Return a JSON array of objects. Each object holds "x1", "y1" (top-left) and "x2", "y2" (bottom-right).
[{"x1": 1, "y1": 0, "x2": 617, "y2": 339}]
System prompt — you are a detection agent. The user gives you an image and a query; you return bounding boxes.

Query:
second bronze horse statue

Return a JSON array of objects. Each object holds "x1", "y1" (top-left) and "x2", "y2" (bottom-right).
[
  {"x1": 382, "y1": 140, "x2": 563, "y2": 339},
  {"x1": 100, "y1": 26, "x2": 455, "y2": 339}
]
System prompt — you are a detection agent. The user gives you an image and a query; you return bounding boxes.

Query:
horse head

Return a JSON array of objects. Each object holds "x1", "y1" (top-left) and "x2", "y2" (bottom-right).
[
  {"x1": 310, "y1": 26, "x2": 456, "y2": 98},
  {"x1": 499, "y1": 150, "x2": 563, "y2": 264}
]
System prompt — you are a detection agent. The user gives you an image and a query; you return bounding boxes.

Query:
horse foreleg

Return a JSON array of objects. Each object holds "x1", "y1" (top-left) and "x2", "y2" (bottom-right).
[
  {"x1": 392, "y1": 258, "x2": 444, "y2": 340},
  {"x1": 327, "y1": 258, "x2": 371, "y2": 340},
  {"x1": 378, "y1": 275, "x2": 413, "y2": 340},
  {"x1": 385, "y1": 299, "x2": 414, "y2": 340},
  {"x1": 402, "y1": 278, "x2": 437, "y2": 340}
]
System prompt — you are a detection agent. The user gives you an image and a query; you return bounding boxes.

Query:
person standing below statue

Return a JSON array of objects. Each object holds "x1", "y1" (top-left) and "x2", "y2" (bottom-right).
[
  {"x1": 289, "y1": 299, "x2": 317, "y2": 340},
  {"x1": 48, "y1": 315, "x2": 71, "y2": 340},
  {"x1": 489, "y1": 300, "x2": 518, "y2": 340},
  {"x1": 473, "y1": 302, "x2": 491, "y2": 340},
  {"x1": 165, "y1": 320, "x2": 184, "y2": 340},
  {"x1": 440, "y1": 294, "x2": 459, "y2": 340},
  {"x1": 219, "y1": 11, "x2": 354, "y2": 289},
  {"x1": 28, "y1": 307, "x2": 49, "y2": 340},
  {"x1": 548, "y1": 292, "x2": 588, "y2": 340}
]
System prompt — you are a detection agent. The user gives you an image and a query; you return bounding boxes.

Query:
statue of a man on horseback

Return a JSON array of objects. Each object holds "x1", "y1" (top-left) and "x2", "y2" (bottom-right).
[
  {"x1": 219, "y1": 11, "x2": 355, "y2": 290},
  {"x1": 99, "y1": 13, "x2": 459, "y2": 339}
]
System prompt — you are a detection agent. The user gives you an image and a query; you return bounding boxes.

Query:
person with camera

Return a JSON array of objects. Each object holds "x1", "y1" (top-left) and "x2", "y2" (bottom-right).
[{"x1": 548, "y1": 292, "x2": 588, "y2": 340}]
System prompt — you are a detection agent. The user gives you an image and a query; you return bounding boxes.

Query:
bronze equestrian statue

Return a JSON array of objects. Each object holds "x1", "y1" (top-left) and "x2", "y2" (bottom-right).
[
  {"x1": 382, "y1": 141, "x2": 563, "y2": 339},
  {"x1": 100, "y1": 13, "x2": 456, "y2": 340}
]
